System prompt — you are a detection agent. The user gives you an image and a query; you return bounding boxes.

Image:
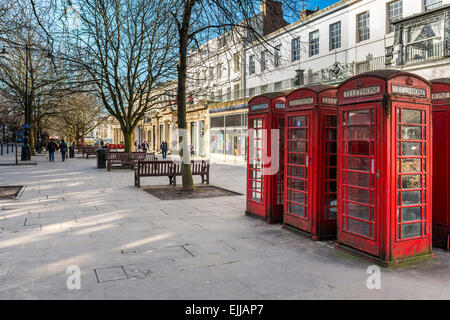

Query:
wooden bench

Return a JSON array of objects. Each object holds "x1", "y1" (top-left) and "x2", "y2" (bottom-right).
[
  {"x1": 106, "y1": 151, "x2": 148, "y2": 171},
  {"x1": 134, "y1": 161, "x2": 178, "y2": 187},
  {"x1": 190, "y1": 160, "x2": 210, "y2": 184},
  {"x1": 83, "y1": 146, "x2": 98, "y2": 159},
  {"x1": 135, "y1": 160, "x2": 210, "y2": 187}
]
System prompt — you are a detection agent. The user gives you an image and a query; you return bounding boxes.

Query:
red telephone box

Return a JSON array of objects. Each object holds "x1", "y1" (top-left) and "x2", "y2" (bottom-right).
[
  {"x1": 246, "y1": 95, "x2": 286, "y2": 223},
  {"x1": 284, "y1": 85, "x2": 338, "y2": 239},
  {"x1": 336, "y1": 70, "x2": 433, "y2": 265},
  {"x1": 431, "y1": 79, "x2": 450, "y2": 250}
]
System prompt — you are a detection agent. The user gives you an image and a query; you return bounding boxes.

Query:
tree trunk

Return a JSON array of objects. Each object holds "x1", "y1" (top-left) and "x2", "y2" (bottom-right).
[
  {"x1": 123, "y1": 130, "x2": 133, "y2": 153},
  {"x1": 13, "y1": 132, "x2": 18, "y2": 165},
  {"x1": 176, "y1": 0, "x2": 196, "y2": 191},
  {"x1": 29, "y1": 123, "x2": 36, "y2": 156}
]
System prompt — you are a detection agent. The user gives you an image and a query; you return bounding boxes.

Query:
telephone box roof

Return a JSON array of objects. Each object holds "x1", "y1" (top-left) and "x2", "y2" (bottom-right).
[
  {"x1": 248, "y1": 92, "x2": 284, "y2": 104},
  {"x1": 431, "y1": 78, "x2": 450, "y2": 85},
  {"x1": 301, "y1": 84, "x2": 336, "y2": 93},
  {"x1": 339, "y1": 69, "x2": 431, "y2": 88}
]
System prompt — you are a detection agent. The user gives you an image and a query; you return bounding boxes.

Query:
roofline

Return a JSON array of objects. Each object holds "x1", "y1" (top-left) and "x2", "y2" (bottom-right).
[
  {"x1": 246, "y1": 0, "x2": 360, "y2": 49},
  {"x1": 337, "y1": 70, "x2": 432, "y2": 89},
  {"x1": 393, "y1": 4, "x2": 450, "y2": 25}
]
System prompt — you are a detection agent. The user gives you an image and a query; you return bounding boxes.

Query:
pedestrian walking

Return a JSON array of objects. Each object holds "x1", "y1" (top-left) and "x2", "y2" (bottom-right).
[
  {"x1": 46, "y1": 139, "x2": 57, "y2": 162},
  {"x1": 160, "y1": 140, "x2": 168, "y2": 159},
  {"x1": 60, "y1": 139, "x2": 68, "y2": 162},
  {"x1": 141, "y1": 141, "x2": 148, "y2": 153}
]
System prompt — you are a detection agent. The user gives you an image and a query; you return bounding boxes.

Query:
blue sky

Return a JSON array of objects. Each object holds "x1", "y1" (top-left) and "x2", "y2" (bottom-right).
[
  {"x1": 306, "y1": 0, "x2": 340, "y2": 11},
  {"x1": 313, "y1": 0, "x2": 340, "y2": 9},
  {"x1": 283, "y1": 0, "x2": 341, "y2": 23}
]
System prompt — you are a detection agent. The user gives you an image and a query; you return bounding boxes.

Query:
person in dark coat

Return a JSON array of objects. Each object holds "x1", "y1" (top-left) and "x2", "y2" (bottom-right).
[
  {"x1": 47, "y1": 139, "x2": 57, "y2": 162},
  {"x1": 60, "y1": 139, "x2": 68, "y2": 162},
  {"x1": 160, "y1": 141, "x2": 168, "y2": 159},
  {"x1": 141, "y1": 141, "x2": 148, "y2": 153}
]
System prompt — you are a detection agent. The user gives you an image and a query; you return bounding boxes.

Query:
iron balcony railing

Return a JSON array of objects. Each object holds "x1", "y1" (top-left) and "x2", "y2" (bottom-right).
[
  {"x1": 188, "y1": 55, "x2": 389, "y2": 105},
  {"x1": 405, "y1": 40, "x2": 450, "y2": 64}
]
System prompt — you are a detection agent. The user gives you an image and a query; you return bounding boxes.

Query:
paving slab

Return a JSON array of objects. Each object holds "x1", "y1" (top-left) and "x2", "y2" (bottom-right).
[{"x1": 0, "y1": 152, "x2": 449, "y2": 299}]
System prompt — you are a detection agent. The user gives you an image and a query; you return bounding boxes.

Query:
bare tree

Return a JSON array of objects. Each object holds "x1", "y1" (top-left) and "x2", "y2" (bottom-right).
[
  {"x1": 0, "y1": 0, "x2": 81, "y2": 156},
  {"x1": 0, "y1": 94, "x2": 24, "y2": 164},
  {"x1": 169, "y1": 0, "x2": 294, "y2": 190},
  {"x1": 51, "y1": 93, "x2": 108, "y2": 145},
  {"x1": 51, "y1": 0, "x2": 178, "y2": 153}
]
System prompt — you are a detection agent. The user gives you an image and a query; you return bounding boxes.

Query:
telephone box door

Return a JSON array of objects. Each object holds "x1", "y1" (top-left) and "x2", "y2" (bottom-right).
[
  {"x1": 338, "y1": 104, "x2": 380, "y2": 257},
  {"x1": 247, "y1": 115, "x2": 268, "y2": 217},
  {"x1": 432, "y1": 108, "x2": 449, "y2": 246},
  {"x1": 285, "y1": 111, "x2": 313, "y2": 232}
]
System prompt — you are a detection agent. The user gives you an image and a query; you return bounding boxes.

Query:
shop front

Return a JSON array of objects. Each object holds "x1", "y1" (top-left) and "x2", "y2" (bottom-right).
[{"x1": 209, "y1": 102, "x2": 249, "y2": 163}]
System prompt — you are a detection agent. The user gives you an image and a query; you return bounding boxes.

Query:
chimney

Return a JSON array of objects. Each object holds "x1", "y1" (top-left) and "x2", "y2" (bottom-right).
[
  {"x1": 260, "y1": 0, "x2": 288, "y2": 35},
  {"x1": 299, "y1": 8, "x2": 316, "y2": 21}
]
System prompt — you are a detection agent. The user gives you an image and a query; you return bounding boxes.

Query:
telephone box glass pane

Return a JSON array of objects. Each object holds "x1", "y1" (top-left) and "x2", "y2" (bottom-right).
[
  {"x1": 325, "y1": 115, "x2": 338, "y2": 220},
  {"x1": 341, "y1": 108, "x2": 375, "y2": 240},
  {"x1": 286, "y1": 113, "x2": 310, "y2": 219},
  {"x1": 248, "y1": 117, "x2": 265, "y2": 204},
  {"x1": 402, "y1": 126, "x2": 422, "y2": 140},
  {"x1": 402, "y1": 223, "x2": 421, "y2": 238},
  {"x1": 402, "y1": 109, "x2": 421, "y2": 124},
  {"x1": 396, "y1": 106, "x2": 427, "y2": 240}
]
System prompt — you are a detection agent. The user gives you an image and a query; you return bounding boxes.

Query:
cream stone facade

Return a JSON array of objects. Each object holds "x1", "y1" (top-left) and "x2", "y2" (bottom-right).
[{"x1": 114, "y1": 0, "x2": 450, "y2": 163}]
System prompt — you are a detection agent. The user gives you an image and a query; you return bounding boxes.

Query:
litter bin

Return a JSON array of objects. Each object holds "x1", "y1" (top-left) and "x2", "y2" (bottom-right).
[
  {"x1": 96, "y1": 148, "x2": 107, "y2": 169},
  {"x1": 69, "y1": 145, "x2": 75, "y2": 158}
]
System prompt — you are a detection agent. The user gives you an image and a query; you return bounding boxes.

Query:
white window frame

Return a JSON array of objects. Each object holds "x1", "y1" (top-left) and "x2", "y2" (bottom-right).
[
  {"x1": 291, "y1": 37, "x2": 300, "y2": 62},
  {"x1": 357, "y1": 11, "x2": 370, "y2": 42},
  {"x1": 329, "y1": 21, "x2": 341, "y2": 51},
  {"x1": 387, "y1": 0, "x2": 403, "y2": 34},
  {"x1": 249, "y1": 55, "x2": 255, "y2": 75},
  {"x1": 424, "y1": 0, "x2": 442, "y2": 11},
  {"x1": 309, "y1": 30, "x2": 320, "y2": 57}
]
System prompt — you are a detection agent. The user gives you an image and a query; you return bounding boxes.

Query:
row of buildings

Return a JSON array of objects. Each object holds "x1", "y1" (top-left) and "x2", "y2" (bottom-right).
[{"x1": 111, "y1": 0, "x2": 450, "y2": 163}]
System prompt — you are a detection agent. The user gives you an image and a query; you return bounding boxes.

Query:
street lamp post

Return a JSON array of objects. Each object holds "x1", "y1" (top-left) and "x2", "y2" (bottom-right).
[{"x1": 21, "y1": 43, "x2": 31, "y2": 161}]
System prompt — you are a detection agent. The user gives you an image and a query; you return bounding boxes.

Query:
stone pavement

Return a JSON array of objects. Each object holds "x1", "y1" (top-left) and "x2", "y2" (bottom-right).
[{"x1": 0, "y1": 151, "x2": 449, "y2": 300}]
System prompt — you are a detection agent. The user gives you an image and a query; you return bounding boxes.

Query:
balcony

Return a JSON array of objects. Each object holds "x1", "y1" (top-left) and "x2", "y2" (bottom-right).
[{"x1": 405, "y1": 40, "x2": 450, "y2": 65}]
